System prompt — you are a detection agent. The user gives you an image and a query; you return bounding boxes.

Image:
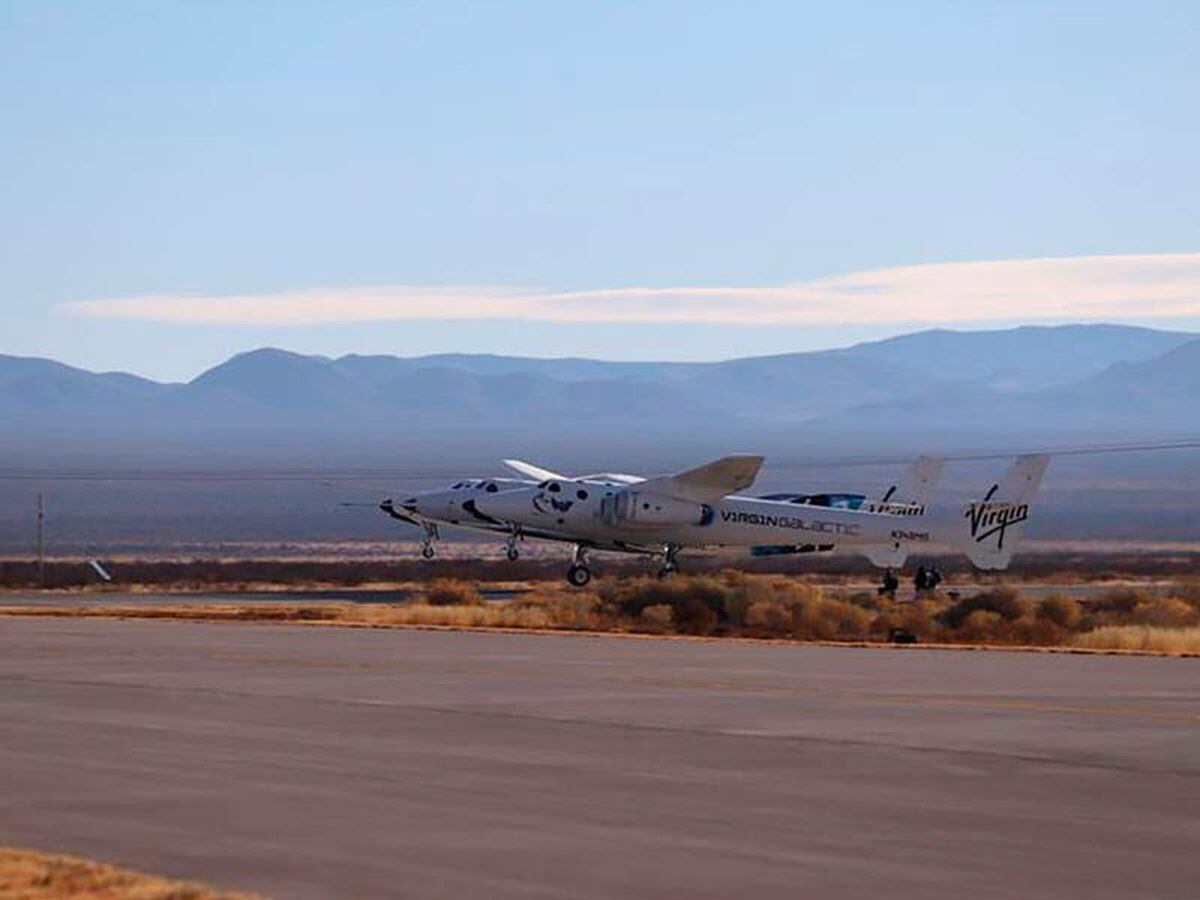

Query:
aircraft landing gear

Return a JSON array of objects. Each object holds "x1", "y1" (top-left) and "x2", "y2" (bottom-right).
[
  {"x1": 420, "y1": 521, "x2": 439, "y2": 560},
  {"x1": 656, "y1": 543, "x2": 681, "y2": 579},
  {"x1": 566, "y1": 545, "x2": 591, "y2": 587},
  {"x1": 878, "y1": 568, "x2": 899, "y2": 598},
  {"x1": 504, "y1": 528, "x2": 522, "y2": 562}
]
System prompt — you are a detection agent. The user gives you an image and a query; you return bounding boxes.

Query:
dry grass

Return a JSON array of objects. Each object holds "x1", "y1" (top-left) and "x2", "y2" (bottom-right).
[
  {"x1": 5, "y1": 575, "x2": 1200, "y2": 656},
  {"x1": 0, "y1": 593, "x2": 604, "y2": 633},
  {"x1": 0, "y1": 847, "x2": 259, "y2": 899},
  {"x1": 1070, "y1": 626, "x2": 1200, "y2": 654},
  {"x1": 421, "y1": 578, "x2": 486, "y2": 606},
  {"x1": 347, "y1": 601, "x2": 566, "y2": 630}
]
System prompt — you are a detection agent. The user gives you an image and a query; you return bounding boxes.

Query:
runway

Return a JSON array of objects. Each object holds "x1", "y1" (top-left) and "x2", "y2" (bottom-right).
[{"x1": 1, "y1": 619, "x2": 1197, "y2": 899}]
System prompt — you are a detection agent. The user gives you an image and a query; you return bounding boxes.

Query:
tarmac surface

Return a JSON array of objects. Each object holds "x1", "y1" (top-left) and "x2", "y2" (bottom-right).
[
  {"x1": 1, "y1": 618, "x2": 1198, "y2": 899},
  {"x1": 0, "y1": 587, "x2": 529, "y2": 606}
]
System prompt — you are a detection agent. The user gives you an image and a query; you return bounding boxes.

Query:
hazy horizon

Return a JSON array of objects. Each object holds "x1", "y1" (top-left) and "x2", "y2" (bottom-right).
[{"x1": 5, "y1": 320, "x2": 1200, "y2": 383}]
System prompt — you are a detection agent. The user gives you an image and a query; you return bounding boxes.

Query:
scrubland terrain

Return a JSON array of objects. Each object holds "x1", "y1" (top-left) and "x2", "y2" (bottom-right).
[
  {"x1": 3, "y1": 546, "x2": 1200, "y2": 590},
  {"x1": 6, "y1": 573, "x2": 1199, "y2": 655}
]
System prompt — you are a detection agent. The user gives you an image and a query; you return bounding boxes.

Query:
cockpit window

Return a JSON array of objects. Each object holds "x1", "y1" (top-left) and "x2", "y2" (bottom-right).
[
  {"x1": 547, "y1": 482, "x2": 561, "y2": 493},
  {"x1": 486, "y1": 482, "x2": 498, "y2": 493}
]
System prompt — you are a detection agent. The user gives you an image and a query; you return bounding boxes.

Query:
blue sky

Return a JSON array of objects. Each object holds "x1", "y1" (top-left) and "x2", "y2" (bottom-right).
[{"x1": 3, "y1": 1, "x2": 1199, "y2": 380}]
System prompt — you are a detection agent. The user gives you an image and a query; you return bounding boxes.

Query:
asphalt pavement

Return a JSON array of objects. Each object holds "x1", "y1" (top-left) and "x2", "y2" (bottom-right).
[{"x1": 1, "y1": 618, "x2": 1197, "y2": 899}]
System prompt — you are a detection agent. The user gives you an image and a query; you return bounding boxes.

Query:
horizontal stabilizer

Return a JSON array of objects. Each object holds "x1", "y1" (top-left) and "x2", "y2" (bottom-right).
[
  {"x1": 502, "y1": 459, "x2": 566, "y2": 482},
  {"x1": 641, "y1": 454, "x2": 765, "y2": 503},
  {"x1": 862, "y1": 546, "x2": 909, "y2": 569}
]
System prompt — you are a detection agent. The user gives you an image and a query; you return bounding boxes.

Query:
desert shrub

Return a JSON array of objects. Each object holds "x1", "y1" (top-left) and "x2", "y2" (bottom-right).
[
  {"x1": 596, "y1": 576, "x2": 725, "y2": 618},
  {"x1": 957, "y1": 609, "x2": 1006, "y2": 642},
  {"x1": 842, "y1": 590, "x2": 884, "y2": 611},
  {"x1": 1081, "y1": 587, "x2": 1200, "y2": 630},
  {"x1": 670, "y1": 593, "x2": 719, "y2": 634},
  {"x1": 1071, "y1": 626, "x2": 1200, "y2": 654},
  {"x1": 639, "y1": 604, "x2": 674, "y2": 632},
  {"x1": 793, "y1": 598, "x2": 873, "y2": 640},
  {"x1": 719, "y1": 579, "x2": 754, "y2": 627},
  {"x1": 1036, "y1": 595, "x2": 1081, "y2": 629},
  {"x1": 1134, "y1": 597, "x2": 1197, "y2": 628},
  {"x1": 516, "y1": 590, "x2": 605, "y2": 630},
  {"x1": 1089, "y1": 588, "x2": 1146, "y2": 615},
  {"x1": 869, "y1": 605, "x2": 938, "y2": 642},
  {"x1": 597, "y1": 573, "x2": 823, "y2": 633},
  {"x1": 592, "y1": 573, "x2": 843, "y2": 638},
  {"x1": 423, "y1": 579, "x2": 485, "y2": 606},
  {"x1": 1170, "y1": 580, "x2": 1200, "y2": 609},
  {"x1": 869, "y1": 611, "x2": 898, "y2": 638},
  {"x1": 939, "y1": 588, "x2": 1029, "y2": 630},
  {"x1": 745, "y1": 598, "x2": 792, "y2": 633},
  {"x1": 1011, "y1": 617, "x2": 1066, "y2": 646},
  {"x1": 743, "y1": 591, "x2": 869, "y2": 640}
]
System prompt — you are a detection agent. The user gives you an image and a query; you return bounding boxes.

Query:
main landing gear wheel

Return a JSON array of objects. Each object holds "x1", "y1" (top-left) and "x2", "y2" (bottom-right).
[
  {"x1": 657, "y1": 543, "x2": 681, "y2": 579},
  {"x1": 506, "y1": 545, "x2": 520, "y2": 562},
  {"x1": 566, "y1": 544, "x2": 591, "y2": 586}
]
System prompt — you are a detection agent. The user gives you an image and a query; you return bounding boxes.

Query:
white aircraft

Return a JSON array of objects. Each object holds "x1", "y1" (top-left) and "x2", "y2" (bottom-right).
[
  {"x1": 464, "y1": 453, "x2": 1048, "y2": 585},
  {"x1": 378, "y1": 461, "x2": 646, "y2": 560},
  {"x1": 380, "y1": 476, "x2": 533, "y2": 560},
  {"x1": 379, "y1": 453, "x2": 1044, "y2": 587}
]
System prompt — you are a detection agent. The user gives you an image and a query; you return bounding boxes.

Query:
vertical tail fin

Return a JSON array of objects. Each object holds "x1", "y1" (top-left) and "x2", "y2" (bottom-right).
[
  {"x1": 862, "y1": 456, "x2": 945, "y2": 568},
  {"x1": 960, "y1": 454, "x2": 1050, "y2": 569},
  {"x1": 883, "y1": 455, "x2": 945, "y2": 510}
]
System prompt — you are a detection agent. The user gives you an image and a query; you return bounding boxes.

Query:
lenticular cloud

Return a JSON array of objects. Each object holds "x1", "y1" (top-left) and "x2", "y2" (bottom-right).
[{"x1": 60, "y1": 253, "x2": 1200, "y2": 326}]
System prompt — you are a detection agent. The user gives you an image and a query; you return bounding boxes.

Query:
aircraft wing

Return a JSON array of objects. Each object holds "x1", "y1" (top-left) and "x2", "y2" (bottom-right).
[
  {"x1": 502, "y1": 459, "x2": 566, "y2": 482},
  {"x1": 640, "y1": 454, "x2": 765, "y2": 502}
]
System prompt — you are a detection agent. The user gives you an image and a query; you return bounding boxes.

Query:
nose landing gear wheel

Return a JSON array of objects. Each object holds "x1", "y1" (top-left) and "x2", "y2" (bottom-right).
[
  {"x1": 567, "y1": 564, "x2": 591, "y2": 587},
  {"x1": 421, "y1": 544, "x2": 436, "y2": 560},
  {"x1": 504, "y1": 529, "x2": 522, "y2": 562}
]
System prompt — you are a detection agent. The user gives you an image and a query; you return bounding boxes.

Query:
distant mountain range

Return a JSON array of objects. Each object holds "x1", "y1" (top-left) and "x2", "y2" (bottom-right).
[
  {"x1": 4, "y1": 323, "x2": 1200, "y2": 547},
  {"x1": 2, "y1": 324, "x2": 1198, "y2": 467}
]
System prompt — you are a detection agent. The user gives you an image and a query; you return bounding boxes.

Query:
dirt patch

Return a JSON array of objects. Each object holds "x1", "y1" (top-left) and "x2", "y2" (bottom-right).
[{"x1": 0, "y1": 847, "x2": 260, "y2": 899}]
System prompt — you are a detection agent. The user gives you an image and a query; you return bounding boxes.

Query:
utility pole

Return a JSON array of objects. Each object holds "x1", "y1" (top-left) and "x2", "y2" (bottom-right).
[{"x1": 37, "y1": 492, "x2": 45, "y2": 588}]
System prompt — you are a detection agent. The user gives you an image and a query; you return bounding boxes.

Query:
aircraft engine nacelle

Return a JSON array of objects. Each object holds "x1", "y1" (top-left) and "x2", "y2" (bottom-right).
[{"x1": 603, "y1": 490, "x2": 712, "y2": 528}]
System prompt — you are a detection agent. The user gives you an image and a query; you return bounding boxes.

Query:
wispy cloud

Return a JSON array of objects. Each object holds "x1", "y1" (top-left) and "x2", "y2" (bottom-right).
[{"x1": 58, "y1": 253, "x2": 1200, "y2": 327}]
